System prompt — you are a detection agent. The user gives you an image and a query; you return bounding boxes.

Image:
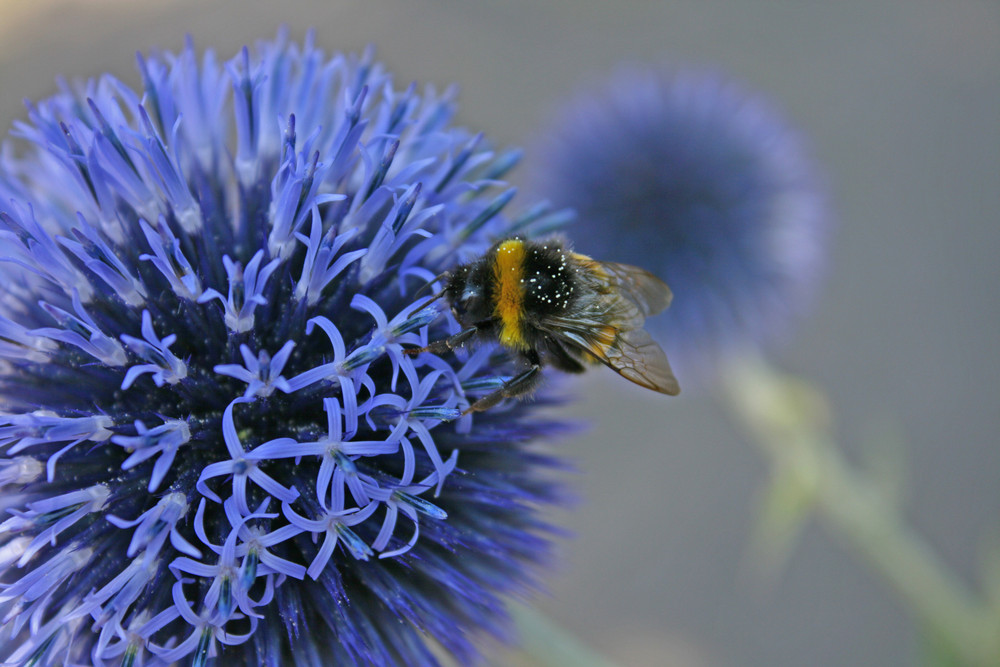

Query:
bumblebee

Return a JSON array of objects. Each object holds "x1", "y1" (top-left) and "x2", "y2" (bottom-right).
[{"x1": 408, "y1": 237, "x2": 680, "y2": 413}]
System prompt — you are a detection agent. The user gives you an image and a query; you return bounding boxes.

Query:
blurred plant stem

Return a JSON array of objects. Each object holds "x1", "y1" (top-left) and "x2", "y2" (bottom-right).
[
  {"x1": 721, "y1": 356, "x2": 1000, "y2": 666},
  {"x1": 512, "y1": 604, "x2": 620, "y2": 667}
]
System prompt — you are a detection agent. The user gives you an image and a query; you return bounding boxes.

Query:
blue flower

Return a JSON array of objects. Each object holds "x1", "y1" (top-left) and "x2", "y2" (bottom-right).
[
  {"x1": 532, "y1": 67, "x2": 829, "y2": 387},
  {"x1": 0, "y1": 30, "x2": 572, "y2": 666}
]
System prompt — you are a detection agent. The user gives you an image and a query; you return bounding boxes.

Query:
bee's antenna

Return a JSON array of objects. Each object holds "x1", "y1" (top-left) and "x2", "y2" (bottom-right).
[
  {"x1": 414, "y1": 270, "x2": 450, "y2": 300},
  {"x1": 410, "y1": 288, "x2": 447, "y2": 312}
]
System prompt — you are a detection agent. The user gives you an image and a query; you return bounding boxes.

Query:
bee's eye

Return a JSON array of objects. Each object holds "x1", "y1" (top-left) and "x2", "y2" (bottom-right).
[{"x1": 461, "y1": 285, "x2": 481, "y2": 305}]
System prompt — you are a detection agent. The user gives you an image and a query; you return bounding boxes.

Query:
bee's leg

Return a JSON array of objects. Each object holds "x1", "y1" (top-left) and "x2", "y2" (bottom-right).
[
  {"x1": 463, "y1": 350, "x2": 542, "y2": 414},
  {"x1": 404, "y1": 325, "x2": 479, "y2": 356},
  {"x1": 545, "y1": 338, "x2": 587, "y2": 374}
]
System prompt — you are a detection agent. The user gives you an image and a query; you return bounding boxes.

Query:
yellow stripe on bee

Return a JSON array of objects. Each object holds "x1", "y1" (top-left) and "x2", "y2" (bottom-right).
[
  {"x1": 594, "y1": 324, "x2": 618, "y2": 355},
  {"x1": 493, "y1": 239, "x2": 528, "y2": 350},
  {"x1": 569, "y1": 252, "x2": 599, "y2": 271},
  {"x1": 577, "y1": 324, "x2": 618, "y2": 365},
  {"x1": 570, "y1": 251, "x2": 610, "y2": 287}
]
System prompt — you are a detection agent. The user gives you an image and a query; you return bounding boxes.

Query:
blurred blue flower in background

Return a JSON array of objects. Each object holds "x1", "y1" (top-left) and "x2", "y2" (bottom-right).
[
  {"x1": 0, "y1": 30, "x2": 571, "y2": 666},
  {"x1": 533, "y1": 67, "x2": 829, "y2": 388}
]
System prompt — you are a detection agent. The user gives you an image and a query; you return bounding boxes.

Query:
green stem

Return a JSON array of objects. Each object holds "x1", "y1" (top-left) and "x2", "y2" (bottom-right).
[
  {"x1": 512, "y1": 604, "x2": 620, "y2": 667},
  {"x1": 720, "y1": 356, "x2": 999, "y2": 666}
]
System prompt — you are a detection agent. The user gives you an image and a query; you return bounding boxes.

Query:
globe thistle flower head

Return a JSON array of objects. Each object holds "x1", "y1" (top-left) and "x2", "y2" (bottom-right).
[
  {"x1": 533, "y1": 66, "x2": 830, "y2": 388},
  {"x1": 0, "y1": 31, "x2": 572, "y2": 666}
]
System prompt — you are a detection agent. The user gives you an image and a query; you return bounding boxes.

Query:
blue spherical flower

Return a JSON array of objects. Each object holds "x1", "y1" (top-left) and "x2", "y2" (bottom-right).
[
  {"x1": 532, "y1": 67, "x2": 829, "y2": 387},
  {"x1": 0, "y1": 31, "x2": 571, "y2": 666}
]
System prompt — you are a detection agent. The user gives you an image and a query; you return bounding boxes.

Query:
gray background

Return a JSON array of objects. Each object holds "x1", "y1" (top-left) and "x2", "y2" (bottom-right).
[{"x1": 1, "y1": 1, "x2": 998, "y2": 665}]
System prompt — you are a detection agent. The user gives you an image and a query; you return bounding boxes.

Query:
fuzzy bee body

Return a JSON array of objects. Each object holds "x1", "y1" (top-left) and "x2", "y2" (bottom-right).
[{"x1": 413, "y1": 238, "x2": 680, "y2": 413}]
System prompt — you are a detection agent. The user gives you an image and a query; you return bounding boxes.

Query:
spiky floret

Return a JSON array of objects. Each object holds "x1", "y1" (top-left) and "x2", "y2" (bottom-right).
[{"x1": 0, "y1": 30, "x2": 572, "y2": 666}]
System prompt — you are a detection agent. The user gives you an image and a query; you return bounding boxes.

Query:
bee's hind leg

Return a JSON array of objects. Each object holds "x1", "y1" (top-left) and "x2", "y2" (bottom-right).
[
  {"x1": 545, "y1": 338, "x2": 587, "y2": 373},
  {"x1": 463, "y1": 350, "x2": 542, "y2": 414}
]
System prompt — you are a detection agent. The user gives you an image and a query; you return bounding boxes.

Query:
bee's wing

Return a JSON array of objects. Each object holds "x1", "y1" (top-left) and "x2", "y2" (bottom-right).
[
  {"x1": 572, "y1": 255, "x2": 673, "y2": 317},
  {"x1": 543, "y1": 306, "x2": 681, "y2": 396},
  {"x1": 543, "y1": 255, "x2": 679, "y2": 394},
  {"x1": 603, "y1": 326, "x2": 680, "y2": 396}
]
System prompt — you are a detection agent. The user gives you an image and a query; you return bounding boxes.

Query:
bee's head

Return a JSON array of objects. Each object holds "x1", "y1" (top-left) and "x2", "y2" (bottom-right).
[{"x1": 444, "y1": 262, "x2": 491, "y2": 323}]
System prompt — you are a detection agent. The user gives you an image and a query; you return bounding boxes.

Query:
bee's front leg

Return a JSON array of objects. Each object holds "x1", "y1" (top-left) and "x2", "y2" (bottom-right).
[
  {"x1": 404, "y1": 323, "x2": 481, "y2": 356},
  {"x1": 462, "y1": 349, "x2": 542, "y2": 414}
]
